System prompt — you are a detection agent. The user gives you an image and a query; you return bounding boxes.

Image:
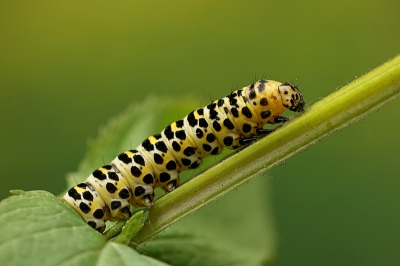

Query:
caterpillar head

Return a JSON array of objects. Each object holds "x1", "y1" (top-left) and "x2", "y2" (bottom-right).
[{"x1": 278, "y1": 82, "x2": 305, "y2": 113}]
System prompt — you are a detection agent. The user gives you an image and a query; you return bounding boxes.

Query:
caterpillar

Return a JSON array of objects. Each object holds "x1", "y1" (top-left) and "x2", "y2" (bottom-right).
[{"x1": 64, "y1": 79, "x2": 305, "y2": 232}]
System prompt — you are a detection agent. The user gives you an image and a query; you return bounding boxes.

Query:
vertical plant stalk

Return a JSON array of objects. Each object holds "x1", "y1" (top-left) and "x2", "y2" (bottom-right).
[{"x1": 131, "y1": 55, "x2": 400, "y2": 246}]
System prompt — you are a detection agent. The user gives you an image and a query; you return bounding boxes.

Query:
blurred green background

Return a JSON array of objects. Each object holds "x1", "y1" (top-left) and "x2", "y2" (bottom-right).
[{"x1": 1, "y1": 1, "x2": 399, "y2": 265}]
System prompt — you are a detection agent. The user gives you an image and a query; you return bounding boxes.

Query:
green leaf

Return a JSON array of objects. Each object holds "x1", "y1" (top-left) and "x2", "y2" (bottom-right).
[
  {"x1": 0, "y1": 191, "x2": 169, "y2": 266},
  {"x1": 112, "y1": 210, "x2": 148, "y2": 245},
  {"x1": 97, "y1": 243, "x2": 171, "y2": 266},
  {"x1": 0, "y1": 190, "x2": 105, "y2": 266}
]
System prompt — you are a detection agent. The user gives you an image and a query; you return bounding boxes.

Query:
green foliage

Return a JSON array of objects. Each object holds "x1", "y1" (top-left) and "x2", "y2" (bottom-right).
[
  {"x1": 112, "y1": 210, "x2": 147, "y2": 245},
  {"x1": 0, "y1": 190, "x2": 104, "y2": 266}
]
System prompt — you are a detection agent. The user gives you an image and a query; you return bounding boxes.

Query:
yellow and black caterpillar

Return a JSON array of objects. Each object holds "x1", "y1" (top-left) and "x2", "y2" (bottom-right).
[{"x1": 64, "y1": 79, "x2": 305, "y2": 232}]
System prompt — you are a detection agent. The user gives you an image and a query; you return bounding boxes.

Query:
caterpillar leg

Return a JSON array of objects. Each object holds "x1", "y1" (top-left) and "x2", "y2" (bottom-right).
[
  {"x1": 272, "y1": 116, "x2": 289, "y2": 124},
  {"x1": 131, "y1": 184, "x2": 155, "y2": 209},
  {"x1": 235, "y1": 126, "x2": 277, "y2": 147},
  {"x1": 156, "y1": 171, "x2": 180, "y2": 192},
  {"x1": 256, "y1": 128, "x2": 274, "y2": 135},
  {"x1": 238, "y1": 137, "x2": 258, "y2": 146}
]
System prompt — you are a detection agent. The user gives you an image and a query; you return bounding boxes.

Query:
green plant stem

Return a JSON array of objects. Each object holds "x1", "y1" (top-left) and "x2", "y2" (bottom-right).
[{"x1": 131, "y1": 55, "x2": 400, "y2": 246}]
